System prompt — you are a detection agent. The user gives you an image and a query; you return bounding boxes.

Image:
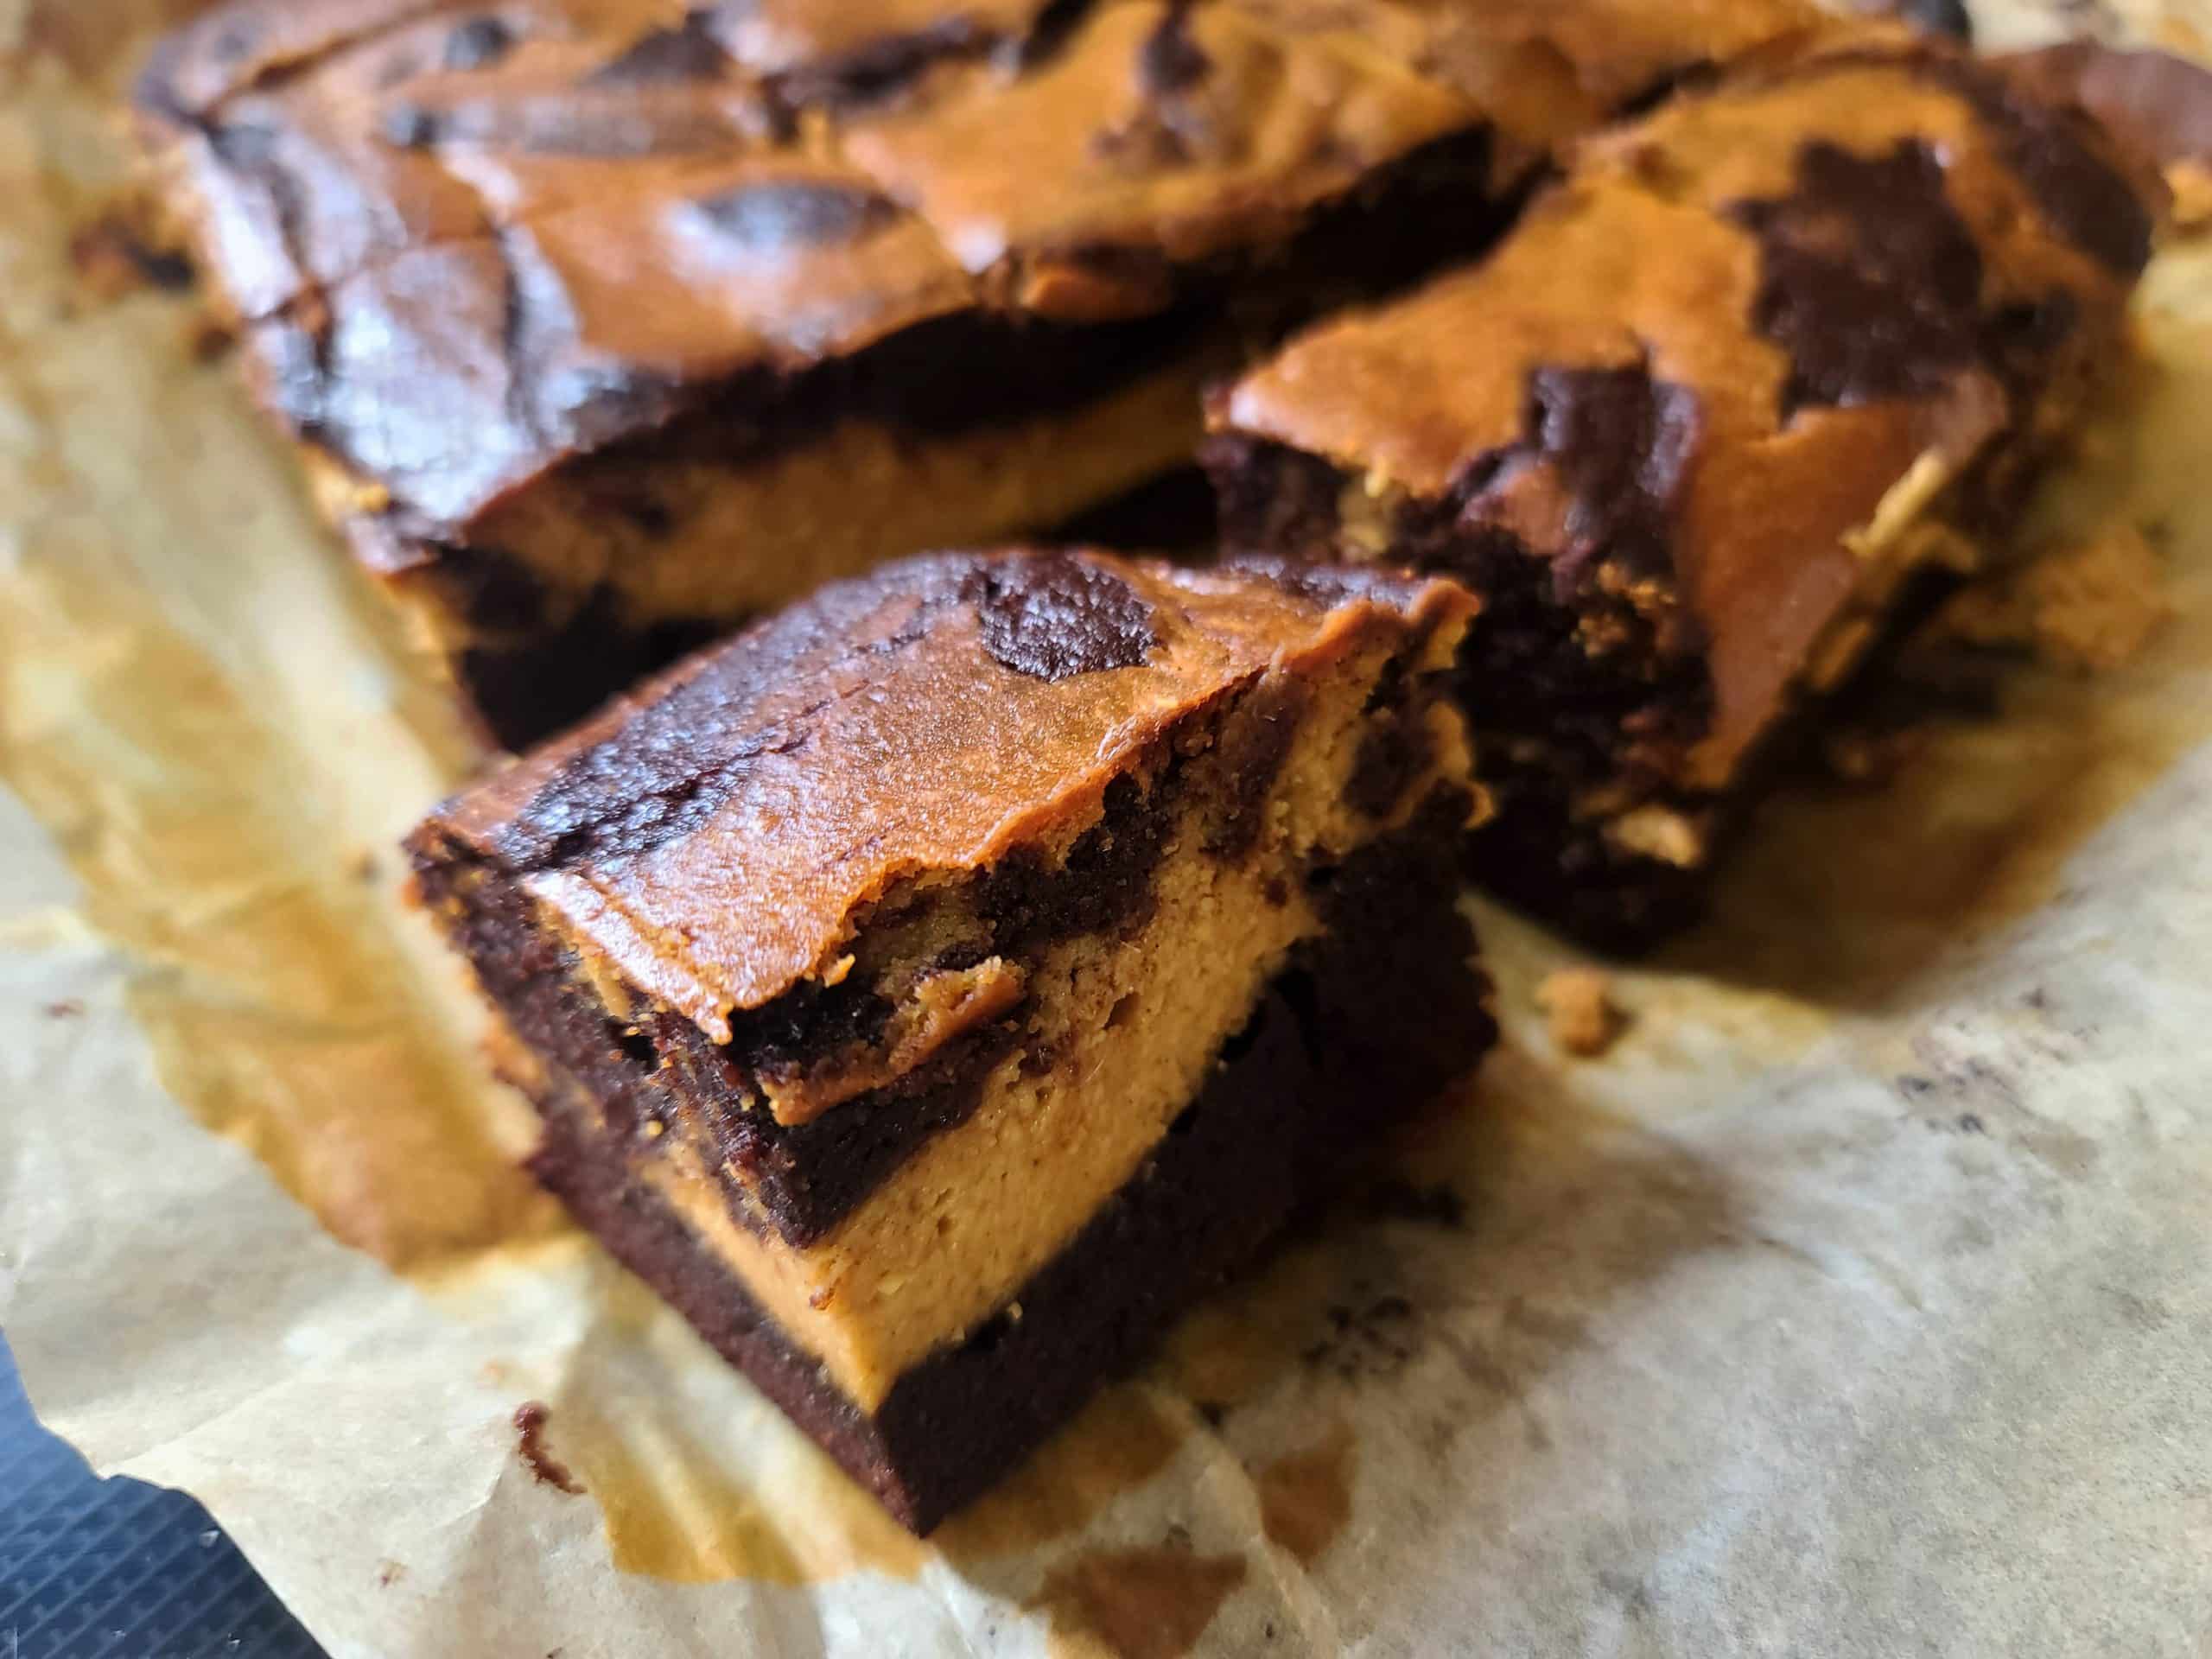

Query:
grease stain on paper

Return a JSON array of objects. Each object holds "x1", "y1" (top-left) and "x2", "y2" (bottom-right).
[
  {"x1": 542, "y1": 1365, "x2": 1199, "y2": 1587},
  {"x1": 547, "y1": 1395, "x2": 929, "y2": 1586},
  {"x1": 938, "y1": 1387, "x2": 1190, "y2": 1561},
  {"x1": 1253, "y1": 1417, "x2": 1356, "y2": 1567},
  {"x1": 1035, "y1": 1548, "x2": 1248, "y2": 1659},
  {"x1": 0, "y1": 557, "x2": 562, "y2": 1268},
  {"x1": 0, "y1": 72, "x2": 550, "y2": 1271}
]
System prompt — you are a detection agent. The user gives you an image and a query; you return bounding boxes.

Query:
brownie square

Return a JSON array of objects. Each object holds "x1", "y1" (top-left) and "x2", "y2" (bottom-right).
[
  {"x1": 1206, "y1": 40, "x2": 2157, "y2": 946},
  {"x1": 137, "y1": 0, "x2": 1827, "y2": 747},
  {"x1": 409, "y1": 547, "x2": 1497, "y2": 1529}
]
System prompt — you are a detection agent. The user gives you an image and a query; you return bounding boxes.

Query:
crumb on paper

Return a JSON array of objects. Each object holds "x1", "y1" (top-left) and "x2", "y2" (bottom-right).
[
  {"x1": 1933, "y1": 524, "x2": 2169, "y2": 674},
  {"x1": 512, "y1": 1401, "x2": 584, "y2": 1495},
  {"x1": 43, "y1": 999, "x2": 84, "y2": 1019},
  {"x1": 376, "y1": 1560, "x2": 405, "y2": 1588},
  {"x1": 2166, "y1": 160, "x2": 2212, "y2": 236},
  {"x1": 1536, "y1": 968, "x2": 1626, "y2": 1058}
]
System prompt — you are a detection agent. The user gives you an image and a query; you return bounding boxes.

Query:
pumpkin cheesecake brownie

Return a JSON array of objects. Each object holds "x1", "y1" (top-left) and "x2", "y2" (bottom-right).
[
  {"x1": 407, "y1": 547, "x2": 1496, "y2": 1530},
  {"x1": 136, "y1": 0, "x2": 1828, "y2": 747},
  {"x1": 1205, "y1": 40, "x2": 2158, "y2": 946}
]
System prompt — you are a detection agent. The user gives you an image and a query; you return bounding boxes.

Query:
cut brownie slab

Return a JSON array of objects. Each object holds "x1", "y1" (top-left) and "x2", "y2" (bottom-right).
[
  {"x1": 137, "y1": 0, "x2": 1829, "y2": 747},
  {"x1": 408, "y1": 547, "x2": 1496, "y2": 1530},
  {"x1": 1206, "y1": 40, "x2": 2158, "y2": 947}
]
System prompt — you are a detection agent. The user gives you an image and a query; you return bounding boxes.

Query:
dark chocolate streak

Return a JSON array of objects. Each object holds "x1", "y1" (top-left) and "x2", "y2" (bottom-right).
[
  {"x1": 963, "y1": 553, "x2": 1159, "y2": 681},
  {"x1": 1137, "y1": 0, "x2": 1210, "y2": 98},
  {"x1": 582, "y1": 302, "x2": 1198, "y2": 473},
  {"x1": 754, "y1": 0, "x2": 1099, "y2": 110},
  {"x1": 1729, "y1": 139, "x2": 1987, "y2": 415},
  {"x1": 587, "y1": 15, "x2": 733, "y2": 86},
  {"x1": 521, "y1": 803, "x2": 1492, "y2": 1533},
  {"x1": 698, "y1": 768, "x2": 1184, "y2": 1243},
  {"x1": 458, "y1": 601, "x2": 725, "y2": 753},
  {"x1": 1209, "y1": 437, "x2": 1717, "y2": 950},
  {"x1": 1999, "y1": 43, "x2": 2212, "y2": 172},
  {"x1": 486, "y1": 563, "x2": 967, "y2": 873},
  {"x1": 1346, "y1": 643, "x2": 1454, "y2": 824},
  {"x1": 130, "y1": 10, "x2": 313, "y2": 123},
  {"x1": 1922, "y1": 55, "x2": 2154, "y2": 276},
  {"x1": 1300, "y1": 359, "x2": 1703, "y2": 626},
  {"x1": 770, "y1": 17, "x2": 992, "y2": 108},
  {"x1": 1443, "y1": 518, "x2": 1719, "y2": 950},
  {"x1": 381, "y1": 101, "x2": 445, "y2": 149},
  {"x1": 1203, "y1": 674, "x2": 1309, "y2": 860},
  {"x1": 1892, "y1": 0, "x2": 1972, "y2": 41},
  {"x1": 444, "y1": 16, "x2": 518, "y2": 73},
  {"x1": 1516, "y1": 364, "x2": 1700, "y2": 595}
]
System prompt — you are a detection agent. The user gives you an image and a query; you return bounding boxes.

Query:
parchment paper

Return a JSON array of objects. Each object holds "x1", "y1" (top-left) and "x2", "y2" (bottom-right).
[{"x1": 4, "y1": 2, "x2": 2212, "y2": 1653}]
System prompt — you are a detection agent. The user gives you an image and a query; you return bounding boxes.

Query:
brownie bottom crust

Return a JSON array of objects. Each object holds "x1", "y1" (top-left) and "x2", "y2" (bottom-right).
[{"x1": 521, "y1": 821, "x2": 1493, "y2": 1535}]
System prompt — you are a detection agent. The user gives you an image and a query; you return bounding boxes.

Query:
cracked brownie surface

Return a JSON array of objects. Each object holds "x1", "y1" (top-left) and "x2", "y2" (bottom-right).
[
  {"x1": 409, "y1": 547, "x2": 1497, "y2": 1529},
  {"x1": 138, "y1": 0, "x2": 1828, "y2": 745}
]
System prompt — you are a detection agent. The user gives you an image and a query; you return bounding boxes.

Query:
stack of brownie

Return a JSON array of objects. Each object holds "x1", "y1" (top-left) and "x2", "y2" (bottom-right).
[{"x1": 141, "y1": 0, "x2": 2163, "y2": 1529}]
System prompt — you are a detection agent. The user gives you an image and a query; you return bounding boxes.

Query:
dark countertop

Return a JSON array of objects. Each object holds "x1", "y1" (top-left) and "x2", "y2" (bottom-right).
[{"x1": 0, "y1": 1333, "x2": 325, "y2": 1659}]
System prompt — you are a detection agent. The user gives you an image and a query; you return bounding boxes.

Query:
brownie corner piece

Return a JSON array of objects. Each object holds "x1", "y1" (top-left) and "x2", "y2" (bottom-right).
[
  {"x1": 408, "y1": 545, "x2": 1494, "y2": 1530},
  {"x1": 1206, "y1": 39, "x2": 2158, "y2": 950}
]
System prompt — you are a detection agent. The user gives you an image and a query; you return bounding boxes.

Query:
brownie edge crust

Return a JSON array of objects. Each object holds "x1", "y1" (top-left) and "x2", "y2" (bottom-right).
[{"x1": 409, "y1": 547, "x2": 1497, "y2": 1529}]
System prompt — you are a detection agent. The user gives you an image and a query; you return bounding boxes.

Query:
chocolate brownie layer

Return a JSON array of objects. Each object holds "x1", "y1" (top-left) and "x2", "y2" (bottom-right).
[
  {"x1": 139, "y1": 0, "x2": 1830, "y2": 746},
  {"x1": 410, "y1": 549, "x2": 1491, "y2": 1448},
  {"x1": 1207, "y1": 40, "x2": 2158, "y2": 948},
  {"x1": 522, "y1": 812, "x2": 1491, "y2": 1533}
]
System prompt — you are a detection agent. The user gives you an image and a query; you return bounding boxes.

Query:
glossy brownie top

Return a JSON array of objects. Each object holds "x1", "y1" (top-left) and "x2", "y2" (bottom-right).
[
  {"x1": 1211, "y1": 40, "x2": 2158, "y2": 785},
  {"x1": 137, "y1": 0, "x2": 1827, "y2": 536},
  {"x1": 411, "y1": 546, "x2": 1476, "y2": 1039}
]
